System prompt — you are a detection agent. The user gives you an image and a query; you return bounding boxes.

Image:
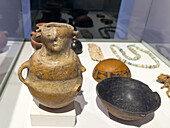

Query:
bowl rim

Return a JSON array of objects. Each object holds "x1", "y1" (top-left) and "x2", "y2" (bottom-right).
[
  {"x1": 96, "y1": 77, "x2": 161, "y2": 115},
  {"x1": 31, "y1": 36, "x2": 43, "y2": 46}
]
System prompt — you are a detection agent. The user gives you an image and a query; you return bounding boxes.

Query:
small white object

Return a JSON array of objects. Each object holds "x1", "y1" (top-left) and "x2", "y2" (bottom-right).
[
  {"x1": 88, "y1": 43, "x2": 104, "y2": 61},
  {"x1": 30, "y1": 100, "x2": 76, "y2": 127}
]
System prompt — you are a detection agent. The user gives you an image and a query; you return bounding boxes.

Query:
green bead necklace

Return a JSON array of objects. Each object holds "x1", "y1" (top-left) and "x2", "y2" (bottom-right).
[{"x1": 110, "y1": 44, "x2": 160, "y2": 69}]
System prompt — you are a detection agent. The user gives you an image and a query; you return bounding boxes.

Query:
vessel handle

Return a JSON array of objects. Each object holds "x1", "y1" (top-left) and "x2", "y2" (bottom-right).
[
  {"x1": 18, "y1": 61, "x2": 30, "y2": 87},
  {"x1": 81, "y1": 65, "x2": 86, "y2": 72}
]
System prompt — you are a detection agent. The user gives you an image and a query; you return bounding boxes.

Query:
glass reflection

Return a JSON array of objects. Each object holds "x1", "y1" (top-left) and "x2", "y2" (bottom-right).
[
  {"x1": 30, "y1": 0, "x2": 122, "y2": 39},
  {"x1": 0, "y1": 0, "x2": 24, "y2": 94}
]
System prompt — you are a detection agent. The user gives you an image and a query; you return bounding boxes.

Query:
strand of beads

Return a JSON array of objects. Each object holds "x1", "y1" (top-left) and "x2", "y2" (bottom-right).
[
  {"x1": 111, "y1": 44, "x2": 141, "y2": 60},
  {"x1": 110, "y1": 44, "x2": 160, "y2": 69}
]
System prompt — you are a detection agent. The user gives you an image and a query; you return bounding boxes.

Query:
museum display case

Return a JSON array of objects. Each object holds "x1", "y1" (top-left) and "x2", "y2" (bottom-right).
[
  {"x1": 0, "y1": 0, "x2": 170, "y2": 128},
  {"x1": 0, "y1": 0, "x2": 25, "y2": 96}
]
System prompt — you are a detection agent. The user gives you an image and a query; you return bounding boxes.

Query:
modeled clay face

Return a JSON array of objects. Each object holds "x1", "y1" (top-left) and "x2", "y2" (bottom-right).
[{"x1": 41, "y1": 25, "x2": 73, "y2": 52}]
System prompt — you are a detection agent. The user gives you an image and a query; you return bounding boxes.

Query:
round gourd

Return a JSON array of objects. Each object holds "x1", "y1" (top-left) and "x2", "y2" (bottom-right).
[{"x1": 92, "y1": 58, "x2": 131, "y2": 82}]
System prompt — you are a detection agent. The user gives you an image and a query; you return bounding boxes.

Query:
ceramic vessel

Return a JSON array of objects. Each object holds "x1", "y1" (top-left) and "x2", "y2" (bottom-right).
[
  {"x1": 93, "y1": 58, "x2": 131, "y2": 82},
  {"x1": 0, "y1": 31, "x2": 8, "y2": 52},
  {"x1": 96, "y1": 77, "x2": 161, "y2": 120},
  {"x1": 30, "y1": 23, "x2": 46, "y2": 50},
  {"x1": 18, "y1": 22, "x2": 85, "y2": 108},
  {"x1": 30, "y1": 34, "x2": 42, "y2": 50},
  {"x1": 36, "y1": 23, "x2": 46, "y2": 28},
  {"x1": 31, "y1": 23, "x2": 83, "y2": 53},
  {"x1": 71, "y1": 39, "x2": 82, "y2": 54}
]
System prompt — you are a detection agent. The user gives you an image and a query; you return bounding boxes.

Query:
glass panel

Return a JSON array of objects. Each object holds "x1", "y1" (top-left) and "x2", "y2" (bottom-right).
[
  {"x1": 0, "y1": 0, "x2": 25, "y2": 95},
  {"x1": 142, "y1": 0, "x2": 170, "y2": 60},
  {"x1": 119, "y1": 0, "x2": 153, "y2": 41},
  {"x1": 30, "y1": 0, "x2": 153, "y2": 41},
  {"x1": 28, "y1": 0, "x2": 149, "y2": 41},
  {"x1": 30, "y1": 0, "x2": 121, "y2": 40}
]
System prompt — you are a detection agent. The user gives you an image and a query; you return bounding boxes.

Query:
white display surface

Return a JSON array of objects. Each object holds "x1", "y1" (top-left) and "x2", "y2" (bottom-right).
[
  {"x1": 0, "y1": 41, "x2": 170, "y2": 128},
  {"x1": 31, "y1": 100, "x2": 76, "y2": 127}
]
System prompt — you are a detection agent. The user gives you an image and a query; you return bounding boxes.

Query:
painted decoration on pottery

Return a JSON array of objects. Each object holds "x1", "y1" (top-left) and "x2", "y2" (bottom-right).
[
  {"x1": 93, "y1": 58, "x2": 131, "y2": 82},
  {"x1": 18, "y1": 22, "x2": 85, "y2": 109}
]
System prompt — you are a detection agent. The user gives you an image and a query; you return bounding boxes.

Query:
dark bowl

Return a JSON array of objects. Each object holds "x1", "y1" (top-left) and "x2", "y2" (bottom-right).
[{"x1": 96, "y1": 77, "x2": 161, "y2": 120}]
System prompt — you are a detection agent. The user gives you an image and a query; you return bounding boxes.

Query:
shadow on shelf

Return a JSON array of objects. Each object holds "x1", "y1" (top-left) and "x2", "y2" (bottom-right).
[
  {"x1": 74, "y1": 90, "x2": 88, "y2": 116},
  {"x1": 34, "y1": 99, "x2": 74, "y2": 113},
  {"x1": 32, "y1": 90, "x2": 87, "y2": 114}
]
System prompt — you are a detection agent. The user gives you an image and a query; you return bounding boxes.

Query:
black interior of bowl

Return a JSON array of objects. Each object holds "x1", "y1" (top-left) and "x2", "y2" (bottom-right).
[{"x1": 97, "y1": 77, "x2": 161, "y2": 113}]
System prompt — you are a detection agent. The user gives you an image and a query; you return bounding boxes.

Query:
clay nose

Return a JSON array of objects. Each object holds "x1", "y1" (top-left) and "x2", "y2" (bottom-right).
[{"x1": 53, "y1": 37, "x2": 58, "y2": 43}]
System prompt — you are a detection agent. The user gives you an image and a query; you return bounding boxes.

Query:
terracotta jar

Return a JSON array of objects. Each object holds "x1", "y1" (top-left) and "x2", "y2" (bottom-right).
[
  {"x1": 18, "y1": 22, "x2": 85, "y2": 108},
  {"x1": 0, "y1": 31, "x2": 8, "y2": 52},
  {"x1": 30, "y1": 23, "x2": 46, "y2": 50},
  {"x1": 30, "y1": 33, "x2": 42, "y2": 50},
  {"x1": 36, "y1": 22, "x2": 46, "y2": 28},
  {"x1": 93, "y1": 58, "x2": 131, "y2": 82},
  {"x1": 31, "y1": 23, "x2": 83, "y2": 54}
]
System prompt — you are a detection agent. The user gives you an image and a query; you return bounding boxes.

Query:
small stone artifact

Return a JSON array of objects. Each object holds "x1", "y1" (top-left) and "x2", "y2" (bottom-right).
[
  {"x1": 157, "y1": 74, "x2": 170, "y2": 98},
  {"x1": 96, "y1": 14, "x2": 105, "y2": 18},
  {"x1": 75, "y1": 15, "x2": 93, "y2": 27},
  {"x1": 18, "y1": 22, "x2": 86, "y2": 109},
  {"x1": 100, "y1": 18, "x2": 113, "y2": 25},
  {"x1": 80, "y1": 29, "x2": 93, "y2": 39},
  {"x1": 93, "y1": 58, "x2": 131, "y2": 82},
  {"x1": 88, "y1": 43, "x2": 104, "y2": 61}
]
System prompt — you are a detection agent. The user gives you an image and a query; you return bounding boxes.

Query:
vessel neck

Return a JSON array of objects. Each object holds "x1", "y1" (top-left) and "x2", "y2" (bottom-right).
[{"x1": 40, "y1": 44, "x2": 71, "y2": 60}]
